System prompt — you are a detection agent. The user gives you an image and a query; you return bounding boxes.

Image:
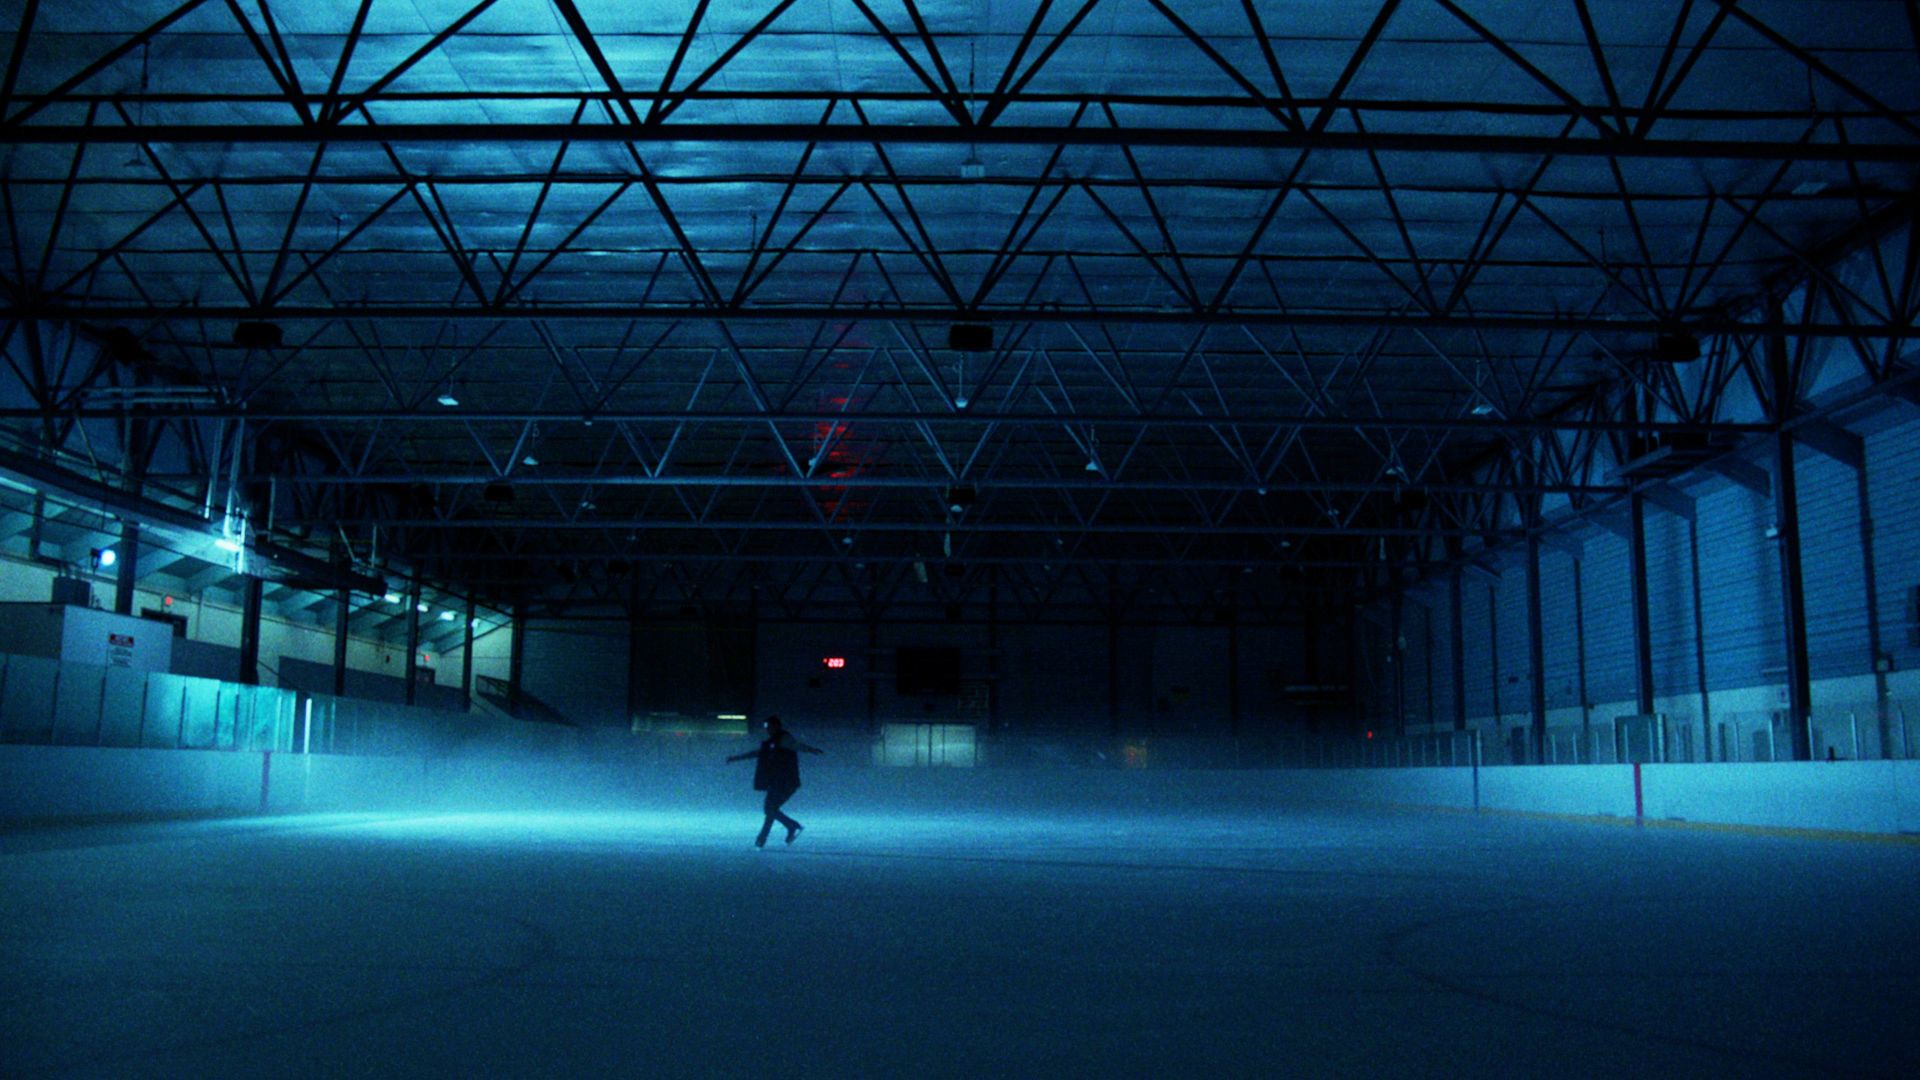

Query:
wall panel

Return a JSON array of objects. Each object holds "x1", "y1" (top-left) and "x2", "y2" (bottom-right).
[
  {"x1": 522, "y1": 619, "x2": 629, "y2": 727},
  {"x1": 1492, "y1": 560, "x2": 1529, "y2": 722},
  {"x1": 1580, "y1": 528, "x2": 1635, "y2": 705},
  {"x1": 1866, "y1": 414, "x2": 1920, "y2": 673},
  {"x1": 1795, "y1": 448, "x2": 1869, "y2": 679},
  {"x1": 1695, "y1": 482, "x2": 1784, "y2": 690},
  {"x1": 1643, "y1": 507, "x2": 1698, "y2": 698},
  {"x1": 1538, "y1": 550, "x2": 1582, "y2": 711},
  {"x1": 1460, "y1": 578, "x2": 1496, "y2": 719}
]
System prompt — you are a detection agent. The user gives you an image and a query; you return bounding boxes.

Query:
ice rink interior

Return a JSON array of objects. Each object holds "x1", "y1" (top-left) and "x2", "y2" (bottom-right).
[{"x1": 5, "y1": 764, "x2": 1918, "y2": 1080}]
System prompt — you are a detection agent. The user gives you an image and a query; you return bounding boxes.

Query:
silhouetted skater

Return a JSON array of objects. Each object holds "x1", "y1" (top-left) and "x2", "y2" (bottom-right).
[{"x1": 725, "y1": 715, "x2": 824, "y2": 847}]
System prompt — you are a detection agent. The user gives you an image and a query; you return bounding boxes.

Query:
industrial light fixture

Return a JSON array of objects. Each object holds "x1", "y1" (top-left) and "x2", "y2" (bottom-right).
[
  {"x1": 435, "y1": 385, "x2": 460, "y2": 407},
  {"x1": 90, "y1": 547, "x2": 116, "y2": 570},
  {"x1": 384, "y1": 592, "x2": 402, "y2": 603},
  {"x1": 416, "y1": 602, "x2": 429, "y2": 613},
  {"x1": 438, "y1": 610, "x2": 456, "y2": 622},
  {"x1": 946, "y1": 485, "x2": 976, "y2": 514},
  {"x1": 1469, "y1": 399, "x2": 1496, "y2": 416},
  {"x1": 213, "y1": 537, "x2": 244, "y2": 554},
  {"x1": 521, "y1": 454, "x2": 539, "y2": 467}
]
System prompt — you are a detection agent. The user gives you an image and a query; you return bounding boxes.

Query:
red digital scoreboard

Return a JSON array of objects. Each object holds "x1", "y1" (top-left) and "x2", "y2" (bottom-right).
[{"x1": 822, "y1": 656, "x2": 846, "y2": 669}]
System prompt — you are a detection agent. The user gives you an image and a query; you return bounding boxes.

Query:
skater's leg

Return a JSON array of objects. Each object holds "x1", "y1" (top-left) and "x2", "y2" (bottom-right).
[
  {"x1": 766, "y1": 787, "x2": 801, "y2": 838},
  {"x1": 757, "y1": 788, "x2": 794, "y2": 847}
]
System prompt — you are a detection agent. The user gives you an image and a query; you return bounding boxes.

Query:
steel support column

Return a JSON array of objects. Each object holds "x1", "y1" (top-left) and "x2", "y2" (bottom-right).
[
  {"x1": 987, "y1": 579, "x2": 1000, "y2": 735},
  {"x1": 1855, "y1": 462, "x2": 1889, "y2": 758},
  {"x1": 1390, "y1": 589, "x2": 1405, "y2": 738},
  {"x1": 404, "y1": 583, "x2": 421, "y2": 707},
  {"x1": 1628, "y1": 492, "x2": 1656, "y2": 716},
  {"x1": 1689, "y1": 517, "x2": 1712, "y2": 761},
  {"x1": 238, "y1": 576, "x2": 263, "y2": 686},
  {"x1": 508, "y1": 602, "x2": 526, "y2": 717},
  {"x1": 1450, "y1": 568, "x2": 1467, "y2": 732},
  {"x1": 1573, "y1": 556, "x2": 1589, "y2": 750},
  {"x1": 865, "y1": 618, "x2": 878, "y2": 732},
  {"x1": 1767, "y1": 299, "x2": 1814, "y2": 761},
  {"x1": 1773, "y1": 432, "x2": 1814, "y2": 760},
  {"x1": 113, "y1": 519, "x2": 138, "y2": 615},
  {"x1": 626, "y1": 585, "x2": 642, "y2": 729},
  {"x1": 1525, "y1": 526, "x2": 1547, "y2": 765},
  {"x1": 331, "y1": 588, "x2": 349, "y2": 698},
  {"x1": 461, "y1": 595, "x2": 476, "y2": 712},
  {"x1": 1228, "y1": 605, "x2": 1242, "y2": 739},
  {"x1": 1486, "y1": 584, "x2": 1501, "y2": 725}
]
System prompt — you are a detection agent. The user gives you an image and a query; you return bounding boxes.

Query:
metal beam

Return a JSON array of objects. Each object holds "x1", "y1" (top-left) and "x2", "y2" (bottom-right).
[
  {"x1": 5, "y1": 122, "x2": 1917, "y2": 163},
  {"x1": 1640, "y1": 482, "x2": 1696, "y2": 521},
  {"x1": 1703, "y1": 455, "x2": 1774, "y2": 497},
  {"x1": 1792, "y1": 419, "x2": 1865, "y2": 470},
  {"x1": 19, "y1": 405, "x2": 1777, "y2": 438},
  {"x1": 246, "y1": 472, "x2": 1634, "y2": 496},
  {"x1": 12, "y1": 304, "x2": 1919, "y2": 340}
]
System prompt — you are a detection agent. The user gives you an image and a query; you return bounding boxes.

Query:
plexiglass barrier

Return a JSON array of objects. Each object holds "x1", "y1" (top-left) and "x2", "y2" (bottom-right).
[{"x1": 0, "y1": 652, "x2": 296, "y2": 751}]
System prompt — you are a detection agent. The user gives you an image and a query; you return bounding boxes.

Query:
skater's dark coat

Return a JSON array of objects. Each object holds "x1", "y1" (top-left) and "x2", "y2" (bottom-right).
[{"x1": 725, "y1": 718, "x2": 823, "y2": 845}]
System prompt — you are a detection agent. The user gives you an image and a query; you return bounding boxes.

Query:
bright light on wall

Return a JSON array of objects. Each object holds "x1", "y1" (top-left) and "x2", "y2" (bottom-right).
[{"x1": 213, "y1": 537, "x2": 244, "y2": 553}]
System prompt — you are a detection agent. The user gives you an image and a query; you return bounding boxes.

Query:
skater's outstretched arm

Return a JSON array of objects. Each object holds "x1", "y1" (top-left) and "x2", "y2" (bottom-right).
[{"x1": 724, "y1": 750, "x2": 756, "y2": 763}]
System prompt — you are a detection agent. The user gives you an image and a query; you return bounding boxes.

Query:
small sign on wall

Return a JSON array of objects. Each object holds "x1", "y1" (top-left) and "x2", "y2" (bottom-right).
[{"x1": 57, "y1": 607, "x2": 173, "y2": 673}]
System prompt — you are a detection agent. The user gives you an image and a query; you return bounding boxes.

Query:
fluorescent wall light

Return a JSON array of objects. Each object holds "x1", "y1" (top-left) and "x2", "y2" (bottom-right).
[{"x1": 213, "y1": 537, "x2": 244, "y2": 553}]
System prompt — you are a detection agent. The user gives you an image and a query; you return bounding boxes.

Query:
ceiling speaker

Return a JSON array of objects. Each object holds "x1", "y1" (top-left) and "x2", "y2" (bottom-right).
[{"x1": 947, "y1": 323, "x2": 992, "y2": 352}]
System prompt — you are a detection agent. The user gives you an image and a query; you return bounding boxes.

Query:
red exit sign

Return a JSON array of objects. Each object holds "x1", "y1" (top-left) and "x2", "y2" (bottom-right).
[{"x1": 822, "y1": 656, "x2": 846, "y2": 669}]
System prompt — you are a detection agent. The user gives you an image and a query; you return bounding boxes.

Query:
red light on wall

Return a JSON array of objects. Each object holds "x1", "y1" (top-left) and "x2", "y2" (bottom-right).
[
  {"x1": 822, "y1": 656, "x2": 846, "y2": 669},
  {"x1": 162, "y1": 595, "x2": 174, "y2": 607}
]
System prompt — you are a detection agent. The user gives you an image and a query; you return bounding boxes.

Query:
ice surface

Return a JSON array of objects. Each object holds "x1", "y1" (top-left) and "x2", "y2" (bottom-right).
[{"x1": 3, "y1": 799, "x2": 1916, "y2": 1078}]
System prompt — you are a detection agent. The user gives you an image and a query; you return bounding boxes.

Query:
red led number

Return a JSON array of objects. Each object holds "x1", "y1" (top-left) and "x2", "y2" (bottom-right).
[{"x1": 823, "y1": 656, "x2": 846, "y2": 669}]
